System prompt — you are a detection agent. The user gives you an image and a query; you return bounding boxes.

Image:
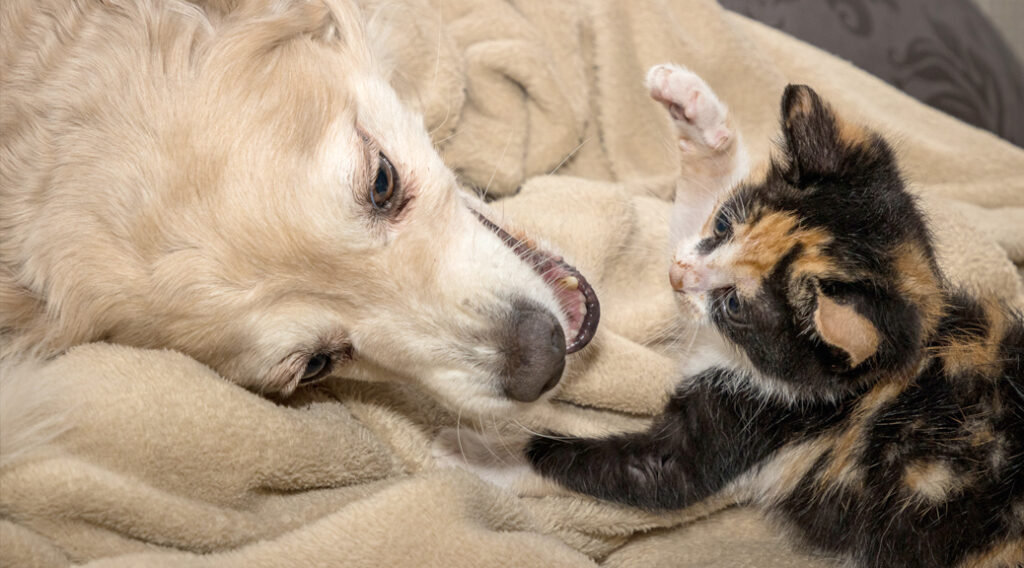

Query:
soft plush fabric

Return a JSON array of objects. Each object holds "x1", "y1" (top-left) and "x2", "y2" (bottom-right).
[{"x1": 2, "y1": 0, "x2": 1022, "y2": 566}]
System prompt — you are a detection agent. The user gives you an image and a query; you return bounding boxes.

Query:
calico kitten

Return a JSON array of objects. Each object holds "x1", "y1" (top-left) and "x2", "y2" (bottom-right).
[{"x1": 525, "y1": 66, "x2": 1024, "y2": 568}]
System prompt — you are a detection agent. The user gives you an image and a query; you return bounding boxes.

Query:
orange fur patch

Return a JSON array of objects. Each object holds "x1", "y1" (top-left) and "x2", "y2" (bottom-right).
[
  {"x1": 734, "y1": 436, "x2": 835, "y2": 505},
  {"x1": 836, "y1": 115, "x2": 871, "y2": 149},
  {"x1": 892, "y1": 243, "x2": 944, "y2": 339},
  {"x1": 732, "y1": 211, "x2": 833, "y2": 291},
  {"x1": 785, "y1": 85, "x2": 870, "y2": 150},
  {"x1": 958, "y1": 535, "x2": 1024, "y2": 568},
  {"x1": 819, "y1": 380, "x2": 906, "y2": 487},
  {"x1": 784, "y1": 87, "x2": 815, "y2": 128},
  {"x1": 940, "y1": 298, "x2": 1008, "y2": 378}
]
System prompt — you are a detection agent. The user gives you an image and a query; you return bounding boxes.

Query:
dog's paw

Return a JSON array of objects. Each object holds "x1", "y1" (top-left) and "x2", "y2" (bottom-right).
[{"x1": 646, "y1": 63, "x2": 732, "y2": 152}]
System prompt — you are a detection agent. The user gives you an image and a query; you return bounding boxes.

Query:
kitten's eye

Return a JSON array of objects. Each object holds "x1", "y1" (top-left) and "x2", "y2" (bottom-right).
[
  {"x1": 724, "y1": 289, "x2": 742, "y2": 320},
  {"x1": 370, "y1": 154, "x2": 396, "y2": 209},
  {"x1": 300, "y1": 353, "x2": 331, "y2": 383},
  {"x1": 713, "y1": 215, "x2": 730, "y2": 237}
]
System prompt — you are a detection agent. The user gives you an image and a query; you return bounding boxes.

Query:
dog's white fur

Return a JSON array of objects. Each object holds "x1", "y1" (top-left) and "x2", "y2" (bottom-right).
[{"x1": 1, "y1": 0, "x2": 579, "y2": 464}]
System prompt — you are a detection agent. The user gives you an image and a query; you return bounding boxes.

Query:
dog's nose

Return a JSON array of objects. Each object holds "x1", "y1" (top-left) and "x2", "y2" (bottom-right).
[{"x1": 503, "y1": 305, "x2": 566, "y2": 402}]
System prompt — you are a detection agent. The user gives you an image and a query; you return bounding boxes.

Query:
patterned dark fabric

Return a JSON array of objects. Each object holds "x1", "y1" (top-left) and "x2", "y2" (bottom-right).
[{"x1": 720, "y1": 0, "x2": 1024, "y2": 147}]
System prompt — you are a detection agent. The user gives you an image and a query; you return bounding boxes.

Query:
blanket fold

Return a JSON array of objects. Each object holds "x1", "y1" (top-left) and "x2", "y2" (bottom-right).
[{"x1": 3, "y1": 0, "x2": 1022, "y2": 566}]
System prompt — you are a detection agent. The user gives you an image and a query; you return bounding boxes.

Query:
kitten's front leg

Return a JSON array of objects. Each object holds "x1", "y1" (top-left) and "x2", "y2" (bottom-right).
[
  {"x1": 526, "y1": 380, "x2": 784, "y2": 511},
  {"x1": 646, "y1": 64, "x2": 748, "y2": 239},
  {"x1": 525, "y1": 427, "x2": 703, "y2": 511}
]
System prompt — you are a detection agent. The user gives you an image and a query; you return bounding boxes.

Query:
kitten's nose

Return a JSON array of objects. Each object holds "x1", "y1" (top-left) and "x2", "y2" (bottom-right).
[
  {"x1": 502, "y1": 303, "x2": 566, "y2": 402},
  {"x1": 670, "y1": 259, "x2": 724, "y2": 293},
  {"x1": 670, "y1": 261, "x2": 689, "y2": 291}
]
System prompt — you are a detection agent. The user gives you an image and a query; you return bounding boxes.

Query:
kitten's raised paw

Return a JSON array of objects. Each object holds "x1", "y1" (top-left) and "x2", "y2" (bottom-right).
[{"x1": 646, "y1": 63, "x2": 732, "y2": 152}]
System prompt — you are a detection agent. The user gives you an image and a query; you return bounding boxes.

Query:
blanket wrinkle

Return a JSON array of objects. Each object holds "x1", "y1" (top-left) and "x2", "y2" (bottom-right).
[
  {"x1": 3, "y1": 0, "x2": 1023, "y2": 566},
  {"x1": 432, "y1": 0, "x2": 589, "y2": 197}
]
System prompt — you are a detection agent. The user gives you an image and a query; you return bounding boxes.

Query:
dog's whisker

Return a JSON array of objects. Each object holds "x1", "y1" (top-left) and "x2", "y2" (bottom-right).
[
  {"x1": 536, "y1": 265, "x2": 567, "y2": 281},
  {"x1": 481, "y1": 131, "x2": 515, "y2": 201},
  {"x1": 432, "y1": 128, "x2": 460, "y2": 146},
  {"x1": 511, "y1": 418, "x2": 573, "y2": 441},
  {"x1": 430, "y1": 1, "x2": 444, "y2": 87},
  {"x1": 489, "y1": 414, "x2": 517, "y2": 463},
  {"x1": 456, "y1": 405, "x2": 468, "y2": 465},
  {"x1": 481, "y1": 414, "x2": 510, "y2": 466},
  {"x1": 548, "y1": 136, "x2": 592, "y2": 175}
]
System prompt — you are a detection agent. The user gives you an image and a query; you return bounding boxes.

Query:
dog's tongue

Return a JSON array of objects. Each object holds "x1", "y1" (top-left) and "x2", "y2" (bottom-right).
[{"x1": 472, "y1": 211, "x2": 599, "y2": 353}]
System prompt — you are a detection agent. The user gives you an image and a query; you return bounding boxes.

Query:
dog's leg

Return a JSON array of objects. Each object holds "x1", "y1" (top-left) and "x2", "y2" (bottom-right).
[{"x1": 646, "y1": 64, "x2": 748, "y2": 239}]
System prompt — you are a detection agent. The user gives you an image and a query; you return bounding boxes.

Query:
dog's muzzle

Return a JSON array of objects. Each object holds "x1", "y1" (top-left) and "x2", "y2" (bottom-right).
[{"x1": 473, "y1": 210, "x2": 601, "y2": 402}]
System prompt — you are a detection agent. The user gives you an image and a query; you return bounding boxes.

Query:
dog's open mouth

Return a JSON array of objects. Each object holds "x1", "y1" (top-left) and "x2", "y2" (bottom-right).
[{"x1": 473, "y1": 211, "x2": 600, "y2": 354}]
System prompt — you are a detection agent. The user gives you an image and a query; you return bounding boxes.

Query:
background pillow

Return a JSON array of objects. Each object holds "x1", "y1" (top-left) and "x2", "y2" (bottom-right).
[{"x1": 720, "y1": 0, "x2": 1024, "y2": 147}]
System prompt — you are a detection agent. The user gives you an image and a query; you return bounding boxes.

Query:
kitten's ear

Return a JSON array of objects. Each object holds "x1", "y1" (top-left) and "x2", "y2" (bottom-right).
[
  {"x1": 812, "y1": 290, "x2": 880, "y2": 368},
  {"x1": 780, "y1": 85, "x2": 873, "y2": 186}
]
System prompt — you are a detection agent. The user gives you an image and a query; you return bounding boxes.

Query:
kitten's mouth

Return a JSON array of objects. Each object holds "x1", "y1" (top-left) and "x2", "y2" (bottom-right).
[{"x1": 473, "y1": 211, "x2": 600, "y2": 353}]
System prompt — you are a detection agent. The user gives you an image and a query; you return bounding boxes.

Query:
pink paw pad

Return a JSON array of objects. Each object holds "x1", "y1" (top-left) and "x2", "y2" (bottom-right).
[{"x1": 645, "y1": 64, "x2": 732, "y2": 151}]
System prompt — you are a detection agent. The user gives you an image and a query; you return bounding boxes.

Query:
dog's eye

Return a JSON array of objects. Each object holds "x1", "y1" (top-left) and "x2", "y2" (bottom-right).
[
  {"x1": 370, "y1": 154, "x2": 397, "y2": 209},
  {"x1": 300, "y1": 353, "x2": 331, "y2": 383}
]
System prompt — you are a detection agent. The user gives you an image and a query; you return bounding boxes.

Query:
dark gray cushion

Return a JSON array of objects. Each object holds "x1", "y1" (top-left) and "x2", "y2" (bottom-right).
[{"x1": 720, "y1": 0, "x2": 1024, "y2": 147}]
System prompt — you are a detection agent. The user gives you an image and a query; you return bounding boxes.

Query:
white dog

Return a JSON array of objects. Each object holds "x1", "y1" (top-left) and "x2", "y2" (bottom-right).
[{"x1": 0, "y1": 0, "x2": 598, "y2": 427}]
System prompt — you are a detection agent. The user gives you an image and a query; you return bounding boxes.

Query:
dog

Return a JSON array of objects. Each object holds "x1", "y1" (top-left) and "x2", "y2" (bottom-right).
[{"x1": 0, "y1": 0, "x2": 598, "y2": 428}]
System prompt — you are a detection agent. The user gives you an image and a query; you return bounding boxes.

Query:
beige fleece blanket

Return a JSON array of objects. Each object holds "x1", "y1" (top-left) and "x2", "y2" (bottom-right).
[{"x1": 2, "y1": 1, "x2": 1023, "y2": 566}]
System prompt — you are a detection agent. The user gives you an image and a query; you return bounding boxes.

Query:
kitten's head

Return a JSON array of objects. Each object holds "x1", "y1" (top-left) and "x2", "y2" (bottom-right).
[{"x1": 672, "y1": 85, "x2": 944, "y2": 401}]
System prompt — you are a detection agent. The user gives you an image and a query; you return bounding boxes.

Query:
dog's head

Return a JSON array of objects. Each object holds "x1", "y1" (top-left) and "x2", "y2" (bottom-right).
[{"x1": 0, "y1": 0, "x2": 598, "y2": 414}]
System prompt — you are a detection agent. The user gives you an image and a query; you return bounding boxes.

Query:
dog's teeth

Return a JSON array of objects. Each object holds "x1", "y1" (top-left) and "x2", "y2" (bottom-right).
[{"x1": 559, "y1": 276, "x2": 579, "y2": 290}]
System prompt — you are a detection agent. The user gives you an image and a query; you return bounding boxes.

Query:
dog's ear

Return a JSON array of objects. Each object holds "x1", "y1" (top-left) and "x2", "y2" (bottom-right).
[
  {"x1": 250, "y1": 1, "x2": 348, "y2": 46},
  {"x1": 190, "y1": 0, "x2": 367, "y2": 47},
  {"x1": 182, "y1": 0, "x2": 240, "y2": 15},
  {"x1": 198, "y1": 0, "x2": 374, "y2": 71}
]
